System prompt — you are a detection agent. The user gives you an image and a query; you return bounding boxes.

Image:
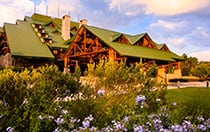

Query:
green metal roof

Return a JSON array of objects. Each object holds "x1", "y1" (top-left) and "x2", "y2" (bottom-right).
[
  {"x1": 4, "y1": 22, "x2": 54, "y2": 59},
  {"x1": 32, "y1": 13, "x2": 52, "y2": 23},
  {"x1": 31, "y1": 13, "x2": 79, "y2": 29},
  {"x1": 156, "y1": 44, "x2": 165, "y2": 49},
  {"x1": 127, "y1": 33, "x2": 146, "y2": 45},
  {"x1": 110, "y1": 32, "x2": 146, "y2": 45},
  {"x1": 3, "y1": 13, "x2": 183, "y2": 61},
  {"x1": 153, "y1": 41, "x2": 166, "y2": 50},
  {"x1": 110, "y1": 42, "x2": 181, "y2": 61},
  {"x1": 84, "y1": 25, "x2": 183, "y2": 61},
  {"x1": 30, "y1": 13, "x2": 79, "y2": 49}
]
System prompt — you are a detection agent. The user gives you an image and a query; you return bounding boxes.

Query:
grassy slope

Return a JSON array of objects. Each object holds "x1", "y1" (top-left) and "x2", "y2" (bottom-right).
[
  {"x1": 166, "y1": 87, "x2": 210, "y2": 122},
  {"x1": 166, "y1": 87, "x2": 210, "y2": 103}
]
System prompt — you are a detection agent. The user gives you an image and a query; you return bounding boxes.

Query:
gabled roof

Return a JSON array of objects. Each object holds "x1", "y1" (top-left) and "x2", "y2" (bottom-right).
[
  {"x1": 3, "y1": 13, "x2": 183, "y2": 62},
  {"x1": 4, "y1": 22, "x2": 54, "y2": 59},
  {"x1": 156, "y1": 43, "x2": 165, "y2": 49},
  {"x1": 2, "y1": 13, "x2": 81, "y2": 59},
  {"x1": 31, "y1": 13, "x2": 79, "y2": 29},
  {"x1": 29, "y1": 14, "x2": 79, "y2": 49},
  {"x1": 111, "y1": 33, "x2": 123, "y2": 42},
  {"x1": 153, "y1": 41, "x2": 170, "y2": 51},
  {"x1": 127, "y1": 33, "x2": 146, "y2": 45},
  {"x1": 83, "y1": 25, "x2": 183, "y2": 61},
  {"x1": 110, "y1": 32, "x2": 146, "y2": 45}
]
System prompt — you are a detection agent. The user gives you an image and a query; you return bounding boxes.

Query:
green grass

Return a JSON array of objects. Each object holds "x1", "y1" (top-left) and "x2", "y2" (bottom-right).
[
  {"x1": 166, "y1": 87, "x2": 210, "y2": 103},
  {"x1": 166, "y1": 87, "x2": 210, "y2": 122}
]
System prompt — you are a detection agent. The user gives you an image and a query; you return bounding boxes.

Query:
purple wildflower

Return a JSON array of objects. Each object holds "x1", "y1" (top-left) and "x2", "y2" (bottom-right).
[
  {"x1": 54, "y1": 116, "x2": 64, "y2": 125},
  {"x1": 133, "y1": 124, "x2": 144, "y2": 132},
  {"x1": 197, "y1": 124, "x2": 207, "y2": 131},
  {"x1": 97, "y1": 89, "x2": 105, "y2": 96},
  {"x1": 6, "y1": 127, "x2": 14, "y2": 132},
  {"x1": 135, "y1": 95, "x2": 146, "y2": 105}
]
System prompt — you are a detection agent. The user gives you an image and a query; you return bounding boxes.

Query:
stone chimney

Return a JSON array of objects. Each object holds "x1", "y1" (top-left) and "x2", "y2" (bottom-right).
[
  {"x1": 62, "y1": 15, "x2": 70, "y2": 40},
  {"x1": 79, "y1": 19, "x2": 87, "y2": 28}
]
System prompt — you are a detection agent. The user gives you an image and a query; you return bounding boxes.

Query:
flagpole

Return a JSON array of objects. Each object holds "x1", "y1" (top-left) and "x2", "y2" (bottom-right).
[
  {"x1": 46, "y1": 0, "x2": 48, "y2": 16},
  {"x1": 58, "y1": 0, "x2": 60, "y2": 17},
  {"x1": 34, "y1": 0, "x2": 36, "y2": 13}
]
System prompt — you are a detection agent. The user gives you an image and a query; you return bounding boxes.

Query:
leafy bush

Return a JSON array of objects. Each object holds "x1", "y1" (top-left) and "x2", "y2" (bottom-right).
[
  {"x1": 86, "y1": 60, "x2": 160, "y2": 94},
  {"x1": 0, "y1": 65, "x2": 82, "y2": 131},
  {"x1": 1, "y1": 62, "x2": 209, "y2": 131}
]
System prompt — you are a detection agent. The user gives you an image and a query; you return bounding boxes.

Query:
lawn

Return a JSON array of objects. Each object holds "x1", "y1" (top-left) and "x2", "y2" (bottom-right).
[
  {"x1": 166, "y1": 87, "x2": 210, "y2": 122},
  {"x1": 166, "y1": 87, "x2": 210, "y2": 103}
]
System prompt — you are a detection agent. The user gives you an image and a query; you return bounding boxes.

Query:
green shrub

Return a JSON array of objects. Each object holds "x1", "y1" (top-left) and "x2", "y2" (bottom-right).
[
  {"x1": 0, "y1": 65, "x2": 82, "y2": 131},
  {"x1": 0, "y1": 62, "x2": 171, "y2": 131}
]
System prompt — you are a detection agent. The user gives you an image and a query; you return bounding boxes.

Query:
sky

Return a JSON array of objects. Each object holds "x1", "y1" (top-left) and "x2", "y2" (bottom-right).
[{"x1": 0, "y1": 0, "x2": 210, "y2": 62}]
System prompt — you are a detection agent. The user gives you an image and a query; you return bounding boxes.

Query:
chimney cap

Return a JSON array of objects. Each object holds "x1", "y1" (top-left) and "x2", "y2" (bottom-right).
[
  {"x1": 79, "y1": 19, "x2": 88, "y2": 27},
  {"x1": 63, "y1": 15, "x2": 70, "y2": 19},
  {"x1": 80, "y1": 19, "x2": 87, "y2": 22}
]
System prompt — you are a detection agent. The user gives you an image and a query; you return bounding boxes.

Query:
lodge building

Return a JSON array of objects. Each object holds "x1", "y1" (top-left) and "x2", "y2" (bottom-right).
[{"x1": 0, "y1": 13, "x2": 183, "y2": 82}]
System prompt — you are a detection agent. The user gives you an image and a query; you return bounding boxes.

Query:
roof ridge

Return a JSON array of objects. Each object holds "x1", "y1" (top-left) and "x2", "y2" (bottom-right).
[
  {"x1": 84, "y1": 25, "x2": 150, "y2": 44},
  {"x1": 85, "y1": 25, "x2": 120, "y2": 34}
]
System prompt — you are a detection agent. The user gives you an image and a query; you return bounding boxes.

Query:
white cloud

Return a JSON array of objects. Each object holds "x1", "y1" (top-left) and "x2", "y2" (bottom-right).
[
  {"x1": 187, "y1": 26, "x2": 210, "y2": 47},
  {"x1": 167, "y1": 37, "x2": 185, "y2": 48},
  {"x1": 150, "y1": 20, "x2": 187, "y2": 32},
  {"x1": 106, "y1": 0, "x2": 144, "y2": 16},
  {"x1": 106, "y1": 0, "x2": 210, "y2": 16},
  {"x1": 190, "y1": 50, "x2": 210, "y2": 62},
  {"x1": 143, "y1": 0, "x2": 210, "y2": 16},
  {"x1": 193, "y1": 26, "x2": 209, "y2": 38},
  {"x1": 0, "y1": 0, "x2": 84, "y2": 26},
  {"x1": 0, "y1": 0, "x2": 34, "y2": 26}
]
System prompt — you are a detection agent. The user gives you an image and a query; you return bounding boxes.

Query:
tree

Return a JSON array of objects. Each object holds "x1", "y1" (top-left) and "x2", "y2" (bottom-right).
[
  {"x1": 181, "y1": 54, "x2": 198, "y2": 76},
  {"x1": 191, "y1": 62, "x2": 210, "y2": 80}
]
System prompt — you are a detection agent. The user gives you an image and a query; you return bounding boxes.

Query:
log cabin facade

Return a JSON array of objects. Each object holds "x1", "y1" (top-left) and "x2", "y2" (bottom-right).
[
  {"x1": 64, "y1": 25, "x2": 183, "y2": 81},
  {"x1": 0, "y1": 13, "x2": 183, "y2": 81},
  {"x1": 0, "y1": 13, "x2": 79, "y2": 69}
]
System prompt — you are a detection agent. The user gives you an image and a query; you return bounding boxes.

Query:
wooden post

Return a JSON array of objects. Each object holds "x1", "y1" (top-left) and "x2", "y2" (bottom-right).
[
  {"x1": 140, "y1": 57, "x2": 142, "y2": 65},
  {"x1": 90, "y1": 56, "x2": 94, "y2": 64},
  {"x1": 64, "y1": 56, "x2": 69, "y2": 73},
  {"x1": 177, "y1": 61, "x2": 181, "y2": 69},
  {"x1": 177, "y1": 81, "x2": 180, "y2": 88},
  {"x1": 109, "y1": 48, "x2": 116, "y2": 61}
]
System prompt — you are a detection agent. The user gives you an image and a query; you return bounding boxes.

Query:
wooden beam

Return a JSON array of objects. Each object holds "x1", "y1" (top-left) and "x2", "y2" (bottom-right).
[
  {"x1": 64, "y1": 56, "x2": 68, "y2": 68},
  {"x1": 75, "y1": 44, "x2": 84, "y2": 53},
  {"x1": 109, "y1": 48, "x2": 116, "y2": 60},
  {"x1": 69, "y1": 49, "x2": 109, "y2": 58},
  {"x1": 177, "y1": 61, "x2": 181, "y2": 69},
  {"x1": 145, "y1": 34, "x2": 157, "y2": 49},
  {"x1": 114, "y1": 58, "x2": 123, "y2": 61},
  {"x1": 86, "y1": 38, "x2": 94, "y2": 45},
  {"x1": 84, "y1": 29, "x2": 87, "y2": 52},
  {"x1": 74, "y1": 43, "x2": 77, "y2": 55},
  {"x1": 95, "y1": 37, "x2": 99, "y2": 51}
]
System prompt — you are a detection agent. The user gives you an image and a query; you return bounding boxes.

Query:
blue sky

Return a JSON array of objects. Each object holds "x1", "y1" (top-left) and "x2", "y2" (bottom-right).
[{"x1": 0, "y1": 0, "x2": 210, "y2": 61}]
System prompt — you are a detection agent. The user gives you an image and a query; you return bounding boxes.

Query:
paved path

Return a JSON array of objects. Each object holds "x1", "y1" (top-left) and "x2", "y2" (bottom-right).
[{"x1": 167, "y1": 81, "x2": 209, "y2": 89}]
